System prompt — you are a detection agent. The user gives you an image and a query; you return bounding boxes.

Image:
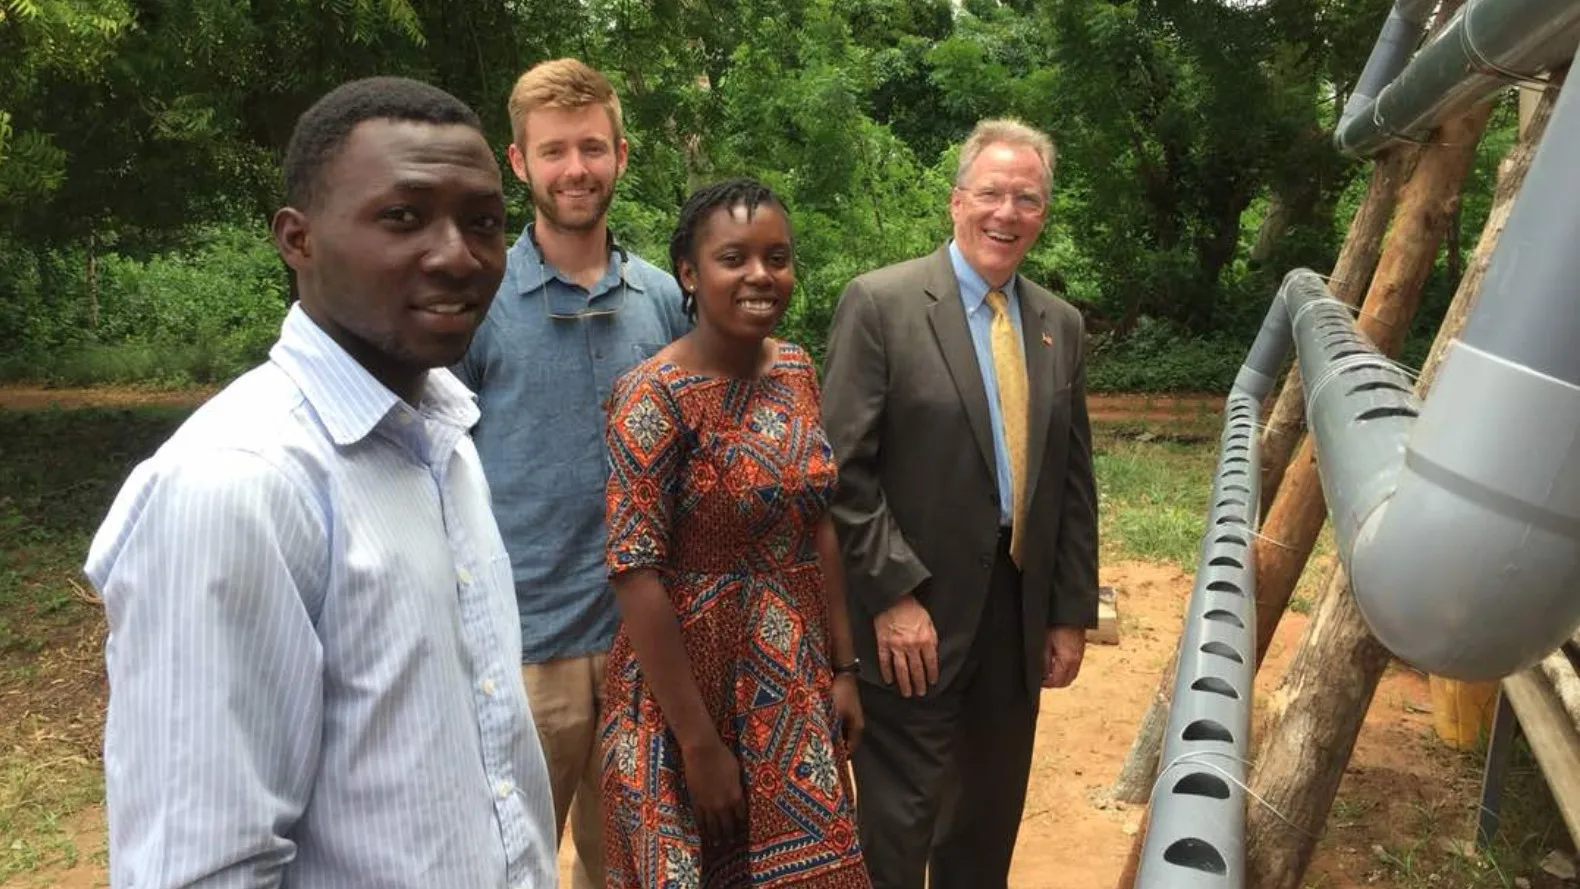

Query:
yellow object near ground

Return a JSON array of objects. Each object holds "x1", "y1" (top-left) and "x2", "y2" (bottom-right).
[{"x1": 1431, "y1": 675, "x2": 1501, "y2": 749}]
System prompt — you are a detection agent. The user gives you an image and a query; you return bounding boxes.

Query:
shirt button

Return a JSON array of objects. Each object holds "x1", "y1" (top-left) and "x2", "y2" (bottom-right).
[
  {"x1": 496, "y1": 780, "x2": 513, "y2": 799},
  {"x1": 481, "y1": 678, "x2": 496, "y2": 696},
  {"x1": 979, "y1": 554, "x2": 993, "y2": 569},
  {"x1": 397, "y1": 411, "x2": 414, "y2": 425},
  {"x1": 457, "y1": 567, "x2": 474, "y2": 585}
]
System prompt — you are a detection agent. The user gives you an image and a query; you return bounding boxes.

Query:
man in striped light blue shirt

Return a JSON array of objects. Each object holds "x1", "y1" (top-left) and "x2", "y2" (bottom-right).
[{"x1": 84, "y1": 78, "x2": 556, "y2": 888}]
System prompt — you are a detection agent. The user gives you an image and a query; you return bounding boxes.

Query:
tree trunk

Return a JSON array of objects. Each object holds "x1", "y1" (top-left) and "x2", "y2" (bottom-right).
[
  {"x1": 1244, "y1": 73, "x2": 1564, "y2": 889},
  {"x1": 1248, "y1": 194, "x2": 1291, "y2": 267},
  {"x1": 85, "y1": 229, "x2": 99, "y2": 332},
  {"x1": 1257, "y1": 147, "x2": 1416, "y2": 516},
  {"x1": 1251, "y1": 97, "x2": 1497, "y2": 670}
]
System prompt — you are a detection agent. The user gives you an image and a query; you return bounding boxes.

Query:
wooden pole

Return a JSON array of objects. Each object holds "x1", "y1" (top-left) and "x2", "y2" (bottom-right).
[
  {"x1": 1250, "y1": 96, "x2": 1497, "y2": 671},
  {"x1": 1243, "y1": 76, "x2": 1564, "y2": 889},
  {"x1": 1257, "y1": 148, "x2": 1416, "y2": 516}
]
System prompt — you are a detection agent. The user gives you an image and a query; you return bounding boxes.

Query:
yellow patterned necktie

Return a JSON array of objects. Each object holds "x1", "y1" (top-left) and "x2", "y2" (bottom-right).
[{"x1": 985, "y1": 289, "x2": 1028, "y2": 566}]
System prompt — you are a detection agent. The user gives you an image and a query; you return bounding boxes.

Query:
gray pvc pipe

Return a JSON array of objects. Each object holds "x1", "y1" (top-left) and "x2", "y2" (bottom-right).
[
  {"x1": 1135, "y1": 318, "x2": 1288, "y2": 887},
  {"x1": 1338, "y1": 0, "x2": 1440, "y2": 134},
  {"x1": 1349, "y1": 46, "x2": 1580, "y2": 680},
  {"x1": 1457, "y1": 58, "x2": 1580, "y2": 387},
  {"x1": 1281, "y1": 270, "x2": 1420, "y2": 571},
  {"x1": 1335, "y1": 0, "x2": 1580, "y2": 156},
  {"x1": 1269, "y1": 257, "x2": 1580, "y2": 683},
  {"x1": 1134, "y1": 395, "x2": 1262, "y2": 889}
]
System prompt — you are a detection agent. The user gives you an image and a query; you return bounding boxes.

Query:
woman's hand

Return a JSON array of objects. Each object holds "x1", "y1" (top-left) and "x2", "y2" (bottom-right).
[
  {"x1": 832, "y1": 673, "x2": 865, "y2": 753},
  {"x1": 680, "y1": 736, "x2": 748, "y2": 845}
]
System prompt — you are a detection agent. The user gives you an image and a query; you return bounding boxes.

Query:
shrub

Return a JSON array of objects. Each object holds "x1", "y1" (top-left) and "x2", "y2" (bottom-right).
[
  {"x1": 2, "y1": 224, "x2": 287, "y2": 387},
  {"x1": 1085, "y1": 316, "x2": 1244, "y2": 393}
]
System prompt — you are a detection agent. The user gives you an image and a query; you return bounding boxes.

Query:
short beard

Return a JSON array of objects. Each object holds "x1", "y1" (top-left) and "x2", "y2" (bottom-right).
[{"x1": 531, "y1": 181, "x2": 615, "y2": 234}]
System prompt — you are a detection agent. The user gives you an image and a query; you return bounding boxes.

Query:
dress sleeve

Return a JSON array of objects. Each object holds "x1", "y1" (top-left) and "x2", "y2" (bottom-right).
[{"x1": 605, "y1": 367, "x2": 687, "y2": 576}]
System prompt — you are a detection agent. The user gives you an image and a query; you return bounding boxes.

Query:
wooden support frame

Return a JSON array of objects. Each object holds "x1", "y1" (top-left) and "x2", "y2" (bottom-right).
[{"x1": 1477, "y1": 670, "x2": 1580, "y2": 850}]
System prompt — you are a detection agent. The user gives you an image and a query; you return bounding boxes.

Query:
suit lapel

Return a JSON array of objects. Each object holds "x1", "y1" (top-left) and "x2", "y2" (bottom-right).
[
  {"x1": 923, "y1": 248, "x2": 998, "y2": 484},
  {"x1": 1020, "y1": 282, "x2": 1056, "y2": 503}
]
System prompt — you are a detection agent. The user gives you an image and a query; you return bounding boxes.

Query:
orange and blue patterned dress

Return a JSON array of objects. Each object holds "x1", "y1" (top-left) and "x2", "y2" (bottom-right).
[{"x1": 601, "y1": 342, "x2": 870, "y2": 889}]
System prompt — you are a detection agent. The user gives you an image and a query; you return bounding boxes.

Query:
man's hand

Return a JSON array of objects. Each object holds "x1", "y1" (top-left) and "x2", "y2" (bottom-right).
[
  {"x1": 874, "y1": 593, "x2": 939, "y2": 698},
  {"x1": 1043, "y1": 625, "x2": 1086, "y2": 689}
]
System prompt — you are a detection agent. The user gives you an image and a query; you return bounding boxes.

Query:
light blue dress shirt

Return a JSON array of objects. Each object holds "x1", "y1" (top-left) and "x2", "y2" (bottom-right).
[
  {"x1": 949, "y1": 239, "x2": 1025, "y2": 526},
  {"x1": 85, "y1": 305, "x2": 557, "y2": 889},
  {"x1": 454, "y1": 225, "x2": 688, "y2": 663}
]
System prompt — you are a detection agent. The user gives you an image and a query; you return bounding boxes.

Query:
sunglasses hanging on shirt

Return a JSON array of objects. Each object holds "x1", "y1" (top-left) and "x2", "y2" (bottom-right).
[{"x1": 526, "y1": 223, "x2": 632, "y2": 321}]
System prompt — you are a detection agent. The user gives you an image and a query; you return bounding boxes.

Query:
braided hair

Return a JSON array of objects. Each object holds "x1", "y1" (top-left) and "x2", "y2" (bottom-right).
[{"x1": 668, "y1": 177, "x2": 792, "y2": 319}]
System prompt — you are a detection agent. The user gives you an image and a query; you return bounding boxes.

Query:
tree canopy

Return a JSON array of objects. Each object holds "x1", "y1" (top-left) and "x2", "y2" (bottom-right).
[{"x1": 5, "y1": 0, "x2": 1502, "y2": 391}]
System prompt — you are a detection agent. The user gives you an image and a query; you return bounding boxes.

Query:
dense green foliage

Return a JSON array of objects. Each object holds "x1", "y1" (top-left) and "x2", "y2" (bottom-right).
[{"x1": 0, "y1": 0, "x2": 1514, "y2": 389}]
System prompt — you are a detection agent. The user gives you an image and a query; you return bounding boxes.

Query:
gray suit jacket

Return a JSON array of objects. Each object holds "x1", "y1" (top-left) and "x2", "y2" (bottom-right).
[{"x1": 821, "y1": 245, "x2": 1099, "y2": 693}]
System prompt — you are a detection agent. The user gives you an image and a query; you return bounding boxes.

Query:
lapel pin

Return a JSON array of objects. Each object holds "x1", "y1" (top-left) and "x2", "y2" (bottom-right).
[{"x1": 1041, "y1": 332, "x2": 1053, "y2": 346}]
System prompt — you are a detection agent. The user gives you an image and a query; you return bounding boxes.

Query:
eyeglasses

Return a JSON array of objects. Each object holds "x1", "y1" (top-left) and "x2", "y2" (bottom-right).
[
  {"x1": 527, "y1": 223, "x2": 632, "y2": 320},
  {"x1": 956, "y1": 186, "x2": 1047, "y2": 216}
]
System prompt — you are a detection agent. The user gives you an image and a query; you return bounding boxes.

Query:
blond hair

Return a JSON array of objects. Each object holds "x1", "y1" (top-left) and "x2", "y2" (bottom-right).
[
  {"x1": 507, "y1": 58, "x2": 624, "y2": 149},
  {"x1": 955, "y1": 118, "x2": 1057, "y2": 194}
]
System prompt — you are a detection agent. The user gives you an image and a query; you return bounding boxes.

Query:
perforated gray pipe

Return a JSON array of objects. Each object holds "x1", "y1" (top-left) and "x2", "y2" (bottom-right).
[
  {"x1": 1133, "y1": 298, "x2": 1287, "y2": 888},
  {"x1": 1335, "y1": 0, "x2": 1580, "y2": 155}
]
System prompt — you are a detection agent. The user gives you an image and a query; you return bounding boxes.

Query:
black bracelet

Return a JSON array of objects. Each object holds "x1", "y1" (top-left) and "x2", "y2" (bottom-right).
[{"x1": 833, "y1": 658, "x2": 861, "y2": 676}]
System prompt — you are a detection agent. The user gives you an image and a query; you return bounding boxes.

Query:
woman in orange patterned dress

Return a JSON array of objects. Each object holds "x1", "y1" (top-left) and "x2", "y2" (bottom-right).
[{"x1": 600, "y1": 179, "x2": 870, "y2": 889}]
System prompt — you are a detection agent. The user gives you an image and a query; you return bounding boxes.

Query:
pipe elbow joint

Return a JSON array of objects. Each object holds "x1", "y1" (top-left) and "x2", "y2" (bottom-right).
[{"x1": 1349, "y1": 343, "x2": 1580, "y2": 681}]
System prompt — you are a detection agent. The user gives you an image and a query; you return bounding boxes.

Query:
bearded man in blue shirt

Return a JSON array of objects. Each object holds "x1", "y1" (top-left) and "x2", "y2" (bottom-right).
[{"x1": 453, "y1": 58, "x2": 687, "y2": 889}]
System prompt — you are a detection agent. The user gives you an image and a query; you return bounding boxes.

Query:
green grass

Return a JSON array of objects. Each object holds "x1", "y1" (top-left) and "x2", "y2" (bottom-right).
[
  {"x1": 1093, "y1": 425, "x2": 1219, "y2": 568},
  {"x1": 0, "y1": 406, "x2": 185, "y2": 880},
  {"x1": 0, "y1": 337, "x2": 262, "y2": 388}
]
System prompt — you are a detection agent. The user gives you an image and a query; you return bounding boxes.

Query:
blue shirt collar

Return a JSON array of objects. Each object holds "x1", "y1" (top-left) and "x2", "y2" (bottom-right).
[
  {"x1": 947, "y1": 240, "x2": 1018, "y2": 313},
  {"x1": 269, "y1": 304, "x2": 479, "y2": 447},
  {"x1": 508, "y1": 223, "x2": 647, "y2": 300}
]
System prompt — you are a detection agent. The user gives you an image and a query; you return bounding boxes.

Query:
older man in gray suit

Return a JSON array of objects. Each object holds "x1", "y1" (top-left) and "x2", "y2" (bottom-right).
[{"x1": 821, "y1": 118, "x2": 1099, "y2": 889}]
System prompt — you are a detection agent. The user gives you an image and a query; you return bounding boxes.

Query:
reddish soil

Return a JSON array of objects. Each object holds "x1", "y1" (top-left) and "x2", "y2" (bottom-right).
[
  {"x1": 0, "y1": 386, "x2": 1225, "y2": 423},
  {"x1": 0, "y1": 385, "x2": 220, "y2": 411}
]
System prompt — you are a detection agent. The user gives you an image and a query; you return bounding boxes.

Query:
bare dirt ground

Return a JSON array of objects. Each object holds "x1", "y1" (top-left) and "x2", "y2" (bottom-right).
[{"x1": 0, "y1": 385, "x2": 220, "y2": 412}]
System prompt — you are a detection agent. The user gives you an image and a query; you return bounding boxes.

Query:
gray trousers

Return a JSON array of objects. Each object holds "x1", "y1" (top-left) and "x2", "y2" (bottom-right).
[{"x1": 852, "y1": 533, "x2": 1041, "y2": 889}]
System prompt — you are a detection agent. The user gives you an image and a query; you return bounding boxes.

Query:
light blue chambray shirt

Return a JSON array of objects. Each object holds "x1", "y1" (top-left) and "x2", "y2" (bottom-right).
[
  {"x1": 85, "y1": 305, "x2": 556, "y2": 889},
  {"x1": 454, "y1": 225, "x2": 687, "y2": 664},
  {"x1": 950, "y1": 239, "x2": 1025, "y2": 527}
]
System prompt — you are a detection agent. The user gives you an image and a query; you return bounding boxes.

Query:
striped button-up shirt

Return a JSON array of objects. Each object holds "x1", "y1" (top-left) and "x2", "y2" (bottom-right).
[{"x1": 85, "y1": 305, "x2": 557, "y2": 888}]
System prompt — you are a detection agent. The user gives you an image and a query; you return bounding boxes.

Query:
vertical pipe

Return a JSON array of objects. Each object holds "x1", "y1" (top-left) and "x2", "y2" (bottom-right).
[{"x1": 1134, "y1": 313, "x2": 1289, "y2": 887}]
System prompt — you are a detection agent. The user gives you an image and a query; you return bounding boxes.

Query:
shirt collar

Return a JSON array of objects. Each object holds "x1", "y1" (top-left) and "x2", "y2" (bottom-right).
[
  {"x1": 508, "y1": 222, "x2": 647, "y2": 299},
  {"x1": 269, "y1": 304, "x2": 479, "y2": 447},
  {"x1": 948, "y1": 240, "x2": 1017, "y2": 313}
]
